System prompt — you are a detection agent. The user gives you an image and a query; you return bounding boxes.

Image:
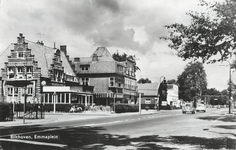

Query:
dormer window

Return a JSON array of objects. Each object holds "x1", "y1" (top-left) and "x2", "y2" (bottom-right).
[{"x1": 80, "y1": 65, "x2": 90, "y2": 71}]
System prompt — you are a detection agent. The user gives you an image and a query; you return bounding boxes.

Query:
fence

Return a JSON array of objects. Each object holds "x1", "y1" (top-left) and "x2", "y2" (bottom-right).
[{"x1": 14, "y1": 103, "x2": 45, "y2": 119}]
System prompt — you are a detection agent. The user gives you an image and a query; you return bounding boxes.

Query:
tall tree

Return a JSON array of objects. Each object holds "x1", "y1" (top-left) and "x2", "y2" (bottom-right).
[
  {"x1": 162, "y1": 0, "x2": 236, "y2": 63},
  {"x1": 177, "y1": 61, "x2": 207, "y2": 101}
]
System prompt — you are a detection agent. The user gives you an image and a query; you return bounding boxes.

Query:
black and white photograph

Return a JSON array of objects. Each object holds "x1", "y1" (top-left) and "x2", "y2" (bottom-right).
[{"x1": 0, "y1": 0, "x2": 236, "y2": 149}]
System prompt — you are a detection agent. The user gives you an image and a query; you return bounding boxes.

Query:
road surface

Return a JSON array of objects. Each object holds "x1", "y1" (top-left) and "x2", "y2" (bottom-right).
[{"x1": 0, "y1": 108, "x2": 235, "y2": 149}]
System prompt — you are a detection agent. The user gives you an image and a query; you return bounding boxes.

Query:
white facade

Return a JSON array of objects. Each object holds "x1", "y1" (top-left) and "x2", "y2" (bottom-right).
[{"x1": 167, "y1": 84, "x2": 180, "y2": 107}]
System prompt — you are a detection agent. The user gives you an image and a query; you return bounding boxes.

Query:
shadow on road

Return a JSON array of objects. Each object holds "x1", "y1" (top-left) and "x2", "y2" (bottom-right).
[
  {"x1": 0, "y1": 124, "x2": 236, "y2": 150},
  {"x1": 197, "y1": 115, "x2": 236, "y2": 122}
]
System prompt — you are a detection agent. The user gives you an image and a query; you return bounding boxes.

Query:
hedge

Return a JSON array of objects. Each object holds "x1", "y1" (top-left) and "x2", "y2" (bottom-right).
[
  {"x1": 43, "y1": 104, "x2": 85, "y2": 112},
  {"x1": 110, "y1": 103, "x2": 139, "y2": 113},
  {"x1": 0, "y1": 102, "x2": 13, "y2": 121}
]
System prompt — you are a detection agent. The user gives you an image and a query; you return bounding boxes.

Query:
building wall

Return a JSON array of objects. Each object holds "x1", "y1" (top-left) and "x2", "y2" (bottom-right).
[
  {"x1": 90, "y1": 77, "x2": 109, "y2": 92},
  {"x1": 74, "y1": 47, "x2": 138, "y2": 105},
  {"x1": 167, "y1": 84, "x2": 179, "y2": 107},
  {"x1": 0, "y1": 34, "x2": 94, "y2": 105},
  {"x1": 0, "y1": 78, "x2": 3, "y2": 102}
]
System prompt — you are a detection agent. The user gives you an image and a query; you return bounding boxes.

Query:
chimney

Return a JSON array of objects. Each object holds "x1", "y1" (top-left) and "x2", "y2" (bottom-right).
[
  {"x1": 17, "y1": 33, "x2": 25, "y2": 43},
  {"x1": 60, "y1": 45, "x2": 67, "y2": 55}
]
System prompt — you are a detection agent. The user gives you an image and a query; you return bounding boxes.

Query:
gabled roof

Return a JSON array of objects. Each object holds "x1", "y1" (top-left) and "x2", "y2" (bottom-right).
[
  {"x1": 0, "y1": 39, "x2": 76, "y2": 78},
  {"x1": 91, "y1": 47, "x2": 114, "y2": 61},
  {"x1": 28, "y1": 41, "x2": 77, "y2": 77},
  {"x1": 137, "y1": 82, "x2": 159, "y2": 96},
  {"x1": 0, "y1": 45, "x2": 13, "y2": 75}
]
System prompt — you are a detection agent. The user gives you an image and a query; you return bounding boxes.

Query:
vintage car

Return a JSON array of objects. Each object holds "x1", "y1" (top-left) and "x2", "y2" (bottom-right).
[
  {"x1": 196, "y1": 104, "x2": 206, "y2": 112},
  {"x1": 182, "y1": 102, "x2": 195, "y2": 114}
]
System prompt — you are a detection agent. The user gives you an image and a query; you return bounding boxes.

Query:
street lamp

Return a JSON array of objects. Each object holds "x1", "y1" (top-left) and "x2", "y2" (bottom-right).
[
  {"x1": 23, "y1": 55, "x2": 28, "y2": 124},
  {"x1": 228, "y1": 61, "x2": 232, "y2": 114},
  {"x1": 223, "y1": 60, "x2": 232, "y2": 114}
]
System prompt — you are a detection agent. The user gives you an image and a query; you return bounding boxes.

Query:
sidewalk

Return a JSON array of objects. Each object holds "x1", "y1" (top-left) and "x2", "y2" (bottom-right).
[{"x1": 0, "y1": 109, "x2": 159, "y2": 127}]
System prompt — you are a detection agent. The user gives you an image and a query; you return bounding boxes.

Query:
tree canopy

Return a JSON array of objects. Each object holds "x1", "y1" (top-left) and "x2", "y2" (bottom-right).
[
  {"x1": 162, "y1": 0, "x2": 236, "y2": 63},
  {"x1": 177, "y1": 61, "x2": 207, "y2": 101},
  {"x1": 112, "y1": 52, "x2": 140, "y2": 71},
  {"x1": 166, "y1": 79, "x2": 177, "y2": 85},
  {"x1": 137, "y1": 78, "x2": 152, "y2": 84}
]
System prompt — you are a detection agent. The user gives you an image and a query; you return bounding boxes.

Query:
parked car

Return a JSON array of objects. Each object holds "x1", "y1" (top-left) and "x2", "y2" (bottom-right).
[
  {"x1": 69, "y1": 105, "x2": 83, "y2": 113},
  {"x1": 182, "y1": 102, "x2": 195, "y2": 114},
  {"x1": 196, "y1": 104, "x2": 206, "y2": 112}
]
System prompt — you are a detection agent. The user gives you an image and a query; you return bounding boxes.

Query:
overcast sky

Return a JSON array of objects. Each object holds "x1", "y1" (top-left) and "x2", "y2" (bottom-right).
[{"x1": 0, "y1": 0, "x2": 233, "y2": 91}]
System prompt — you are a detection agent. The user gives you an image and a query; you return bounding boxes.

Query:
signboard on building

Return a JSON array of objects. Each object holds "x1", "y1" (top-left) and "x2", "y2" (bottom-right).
[
  {"x1": 145, "y1": 99, "x2": 151, "y2": 104},
  {"x1": 161, "y1": 101, "x2": 167, "y2": 106},
  {"x1": 43, "y1": 86, "x2": 71, "y2": 92}
]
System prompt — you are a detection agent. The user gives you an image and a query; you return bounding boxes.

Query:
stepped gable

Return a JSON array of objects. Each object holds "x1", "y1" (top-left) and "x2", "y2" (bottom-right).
[
  {"x1": 0, "y1": 35, "x2": 76, "y2": 78},
  {"x1": 26, "y1": 40, "x2": 76, "y2": 77}
]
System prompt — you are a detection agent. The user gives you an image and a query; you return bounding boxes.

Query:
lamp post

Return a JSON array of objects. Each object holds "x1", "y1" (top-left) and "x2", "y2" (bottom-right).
[
  {"x1": 224, "y1": 61, "x2": 232, "y2": 114},
  {"x1": 23, "y1": 55, "x2": 28, "y2": 124},
  {"x1": 228, "y1": 61, "x2": 232, "y2": 114}
]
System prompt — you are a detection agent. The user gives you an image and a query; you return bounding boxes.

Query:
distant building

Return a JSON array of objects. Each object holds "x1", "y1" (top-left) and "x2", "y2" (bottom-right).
[
  {"x1": 137, "y1": 83, "x2": 180, "y2": 108},
  {"x1": 167, "y1": 84, "x2": 180, "y2": 108},
  {"x1": 0, "y1": 33, "x2": 94, "y2": 105},
  {"x1": 137, "y1": 82, "x2": 158, "y2": 109},
  {"x1": 73, "y1": 47, "x2": 137, "y2": 105}
]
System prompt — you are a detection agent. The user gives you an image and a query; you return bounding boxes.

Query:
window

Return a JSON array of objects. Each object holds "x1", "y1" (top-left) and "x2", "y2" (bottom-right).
[
  {"x1": 8, "y1": 87, "x2": 13, "y2": 95},
  {"x1": 117, "y1": 65, "x2": 123, "y2": 72},
  {"x1": 27, "y1": 87, "x2": 33, "y2": 95},
  {"x1": 8, "y1": 67, "x2": 14, "y2": 73},
  {"x1": 110, "y1": 77, "x2": 114, "y2": 86},
  {"x1": 8, "y1": 87, "x2": 18, "y2": 95},
  {"x1": 26, "y1": 67, "x2": 32, "y2": 73},
  {"x1": 80, "y1": 65, "x2": 90, "y2": 71},
  {"x1": 18, "y1": 52, "x2": 24, "y2": 58},
  {"x1": 17, "y1": 67, "x2": 23, "y2": 73},
  {"x1": 81, "y1": 78, "x2": 89, "y2": 85}
]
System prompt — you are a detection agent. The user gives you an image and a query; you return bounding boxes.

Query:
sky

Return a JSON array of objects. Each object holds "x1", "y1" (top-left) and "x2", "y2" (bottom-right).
[{"x1": 0, "y1": 0, "x2": 233, "y2": 91}]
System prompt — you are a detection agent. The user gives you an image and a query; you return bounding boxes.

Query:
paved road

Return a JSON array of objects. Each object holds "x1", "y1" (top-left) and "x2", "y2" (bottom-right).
[{"x1": 0, "y1": 108, "x2": 235, "y2": 150}]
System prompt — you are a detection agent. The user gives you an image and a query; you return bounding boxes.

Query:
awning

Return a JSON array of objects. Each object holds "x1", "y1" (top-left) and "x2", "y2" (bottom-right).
[{"x1": 5, "y1": 80, "x2": 33, "y2": 87}]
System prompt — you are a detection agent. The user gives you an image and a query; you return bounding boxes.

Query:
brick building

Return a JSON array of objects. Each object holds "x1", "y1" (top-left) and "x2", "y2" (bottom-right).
[
  {"x1": 73, "y1": 47, "x2": 137, "y2": 105},
  {"x1": 0, "y1": 33, "x2": 94, "y2": 105}
]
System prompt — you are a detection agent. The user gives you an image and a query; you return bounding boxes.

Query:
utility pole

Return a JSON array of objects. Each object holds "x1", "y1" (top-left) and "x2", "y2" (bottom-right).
[
  {"x1": 228, "y1": 61, "x2": 232, "y2": 114},
  {"x1": 23, "y1": 55, "x2": 27, "y2": 124}
]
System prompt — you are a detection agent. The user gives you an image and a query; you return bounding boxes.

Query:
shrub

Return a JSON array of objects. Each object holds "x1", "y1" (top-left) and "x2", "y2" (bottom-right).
[
  {"x1": 110, "y1": 103, "x2": 139, "y2": 113},
  {"x1": 15, "y1": 103, "x2": 23, "y2": 112},
  {"x1": 0, "y1": 102, "x2": 12, "y2": 121}
]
